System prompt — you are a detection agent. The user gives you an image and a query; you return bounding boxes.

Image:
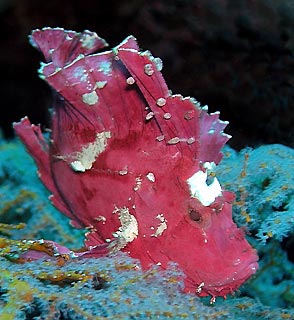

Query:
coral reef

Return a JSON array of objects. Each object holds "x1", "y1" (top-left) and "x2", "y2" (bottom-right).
[
  {"x1": 1, "y1": 134, "x2": 294, "y2": 318},
  {"x1": 216, "y1": 144, "x2": 294, "y2": 308},
  {"x1": 0, "y1": 253, "x2": 293, "y2": 320},
  {"x1": 242, "y1": 240, "x2": 294, "y2": 309},
  {"x1": 0, "y1": 132, "x2": 84, "y2": 248},
  {"x1": 216, "y1": 144, "x2": 294, "y2": 243}
]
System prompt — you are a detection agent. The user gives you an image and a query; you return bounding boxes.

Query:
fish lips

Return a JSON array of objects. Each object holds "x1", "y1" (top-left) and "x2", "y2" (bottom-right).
[{"x1": 183, "y1": 255, "x2": 259, "y2": 297}]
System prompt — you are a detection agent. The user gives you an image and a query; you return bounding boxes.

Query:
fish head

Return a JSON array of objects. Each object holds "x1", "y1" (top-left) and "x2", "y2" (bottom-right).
[{"x1": 105, "y1": 152, "x2": 258, "y2": 298}]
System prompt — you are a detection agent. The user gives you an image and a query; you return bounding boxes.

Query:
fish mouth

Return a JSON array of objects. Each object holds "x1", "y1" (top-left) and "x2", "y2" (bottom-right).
[
  {"x1": 203, "y1": 260, "x2": 259, "y2": 297},
  {"x1": 224, "y1": 260, "x2": 258, "y2": 287},
  {"x1": 184, "y1": 257, "x2": 259, "y2": 297}
]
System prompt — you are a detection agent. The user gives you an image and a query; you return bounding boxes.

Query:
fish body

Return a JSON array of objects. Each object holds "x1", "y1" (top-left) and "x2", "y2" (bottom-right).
[{"x1": 14, "y1": 28, "x2": 258, "y2": 298}]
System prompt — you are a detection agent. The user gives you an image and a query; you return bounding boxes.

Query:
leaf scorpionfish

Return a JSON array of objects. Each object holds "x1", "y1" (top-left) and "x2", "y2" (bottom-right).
[{"x1": 14, "y1": 28, "x2": 258, "y2": 299}]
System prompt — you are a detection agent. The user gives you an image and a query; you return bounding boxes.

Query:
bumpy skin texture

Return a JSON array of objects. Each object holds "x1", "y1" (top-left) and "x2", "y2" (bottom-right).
[{"x1": 14, "y1": 28, "x2": 258, "y2": 298}]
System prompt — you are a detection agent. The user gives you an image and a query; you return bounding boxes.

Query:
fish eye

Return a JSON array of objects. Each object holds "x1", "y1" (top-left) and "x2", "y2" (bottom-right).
[{"x1": 188, "y1": 208, "x2": 202, "y2": 223}]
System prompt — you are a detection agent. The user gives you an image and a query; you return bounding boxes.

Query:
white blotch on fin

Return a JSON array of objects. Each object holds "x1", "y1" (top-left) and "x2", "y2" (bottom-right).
[
  {"x1": 126, "y1": 77, "x2": 135, "y2": 85},
  {"x1": 70, "y1": 161, "x2": 87, "y2": 172},
  {"x1": 163, "y1": 113, "x2": 171, "y2": 119},
  {"x1": 69, "y1": 131, "x2": 111, "y2": 172},
  {"x1": 187, "y1": 162, "x2": 222, "y2": 206},
  {"x1": 97, "y1": 61, "x2": 112, "y2": 76},
  {"x1": 156, "y1": 98, "x2": 166, "y2": 107},
  {"x1": 145, "y1": 112, "x2": 154, "y2": 120},
  {"x1": 95, "y1": 81, "x2": 107, "y2": 89},
  {"x1": 144, "y1": 63, "x2": 154, "y2": 76},
  {"x1": 119, "y1": 167, "x2": 128, "y2": 175},
  {"x1": 72, "y1": 66, "x2": 88, "y2": 82},
  {"x1": 156, "y1": 135, "x2": 165, "y2": 142},
  {"x1": 82, "y1": 91, "x2": 98, "y2": 105},
  {"x1": 187, "y1": 137, "x2": 196, "y2": 144},
  {"x1": 133, "y1": 176, "x2": 143, "y2": 191},
  {"x1": 95, "y1": 215, "x2": 107, "y2": 224},
  {"x1": 153, "y1": 57, "x2": 163, "y2": 71},
  {"x1": 167, "y1": 137, "x2": 180, "y2": 145},
  {"x1": 151, "y1": 214, "x2": 167, "y2": 237},
  {"x1": 111, "y1": 206, "x2": 139, "y2": 252},
  {"x1": 80, "y1": 31, "x2": 108, "y2": 50},
  {"x1": 146, "y1": 172, "x2": 155, "y2": 182}
]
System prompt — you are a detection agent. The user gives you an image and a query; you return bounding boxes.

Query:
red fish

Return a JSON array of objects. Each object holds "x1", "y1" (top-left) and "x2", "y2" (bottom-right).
[{"x1": 14, "y1": 28, "x2": 258, "y2": 299}]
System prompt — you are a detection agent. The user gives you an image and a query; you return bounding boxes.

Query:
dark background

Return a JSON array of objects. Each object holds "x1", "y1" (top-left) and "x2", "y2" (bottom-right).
[{"x1": 1, "y1": 0, "x2": 293, "y2": 150}]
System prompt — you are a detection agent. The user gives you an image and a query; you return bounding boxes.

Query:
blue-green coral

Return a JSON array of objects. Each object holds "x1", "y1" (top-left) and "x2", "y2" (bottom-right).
[
  {"x1": 1, "y1": 133, "x2": 294, "y2": 318},
  {"x1": 0, "y1": 253, "x2": 293, "y2": 320},
  {"x1": 216, "y1": 144, "x2": 294, "y2": 243},
  {"x1": 0, "y1": 133, "x2": 84, "y2": 248},
  {"x1": 216, "y1": 144, "x2": 294, "y2": 309}
]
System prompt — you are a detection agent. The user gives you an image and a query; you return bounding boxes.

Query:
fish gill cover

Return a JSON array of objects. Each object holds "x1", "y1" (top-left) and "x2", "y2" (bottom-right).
[{"x1": 13, "y1": 27, "x2": 258, "y2": 299}]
